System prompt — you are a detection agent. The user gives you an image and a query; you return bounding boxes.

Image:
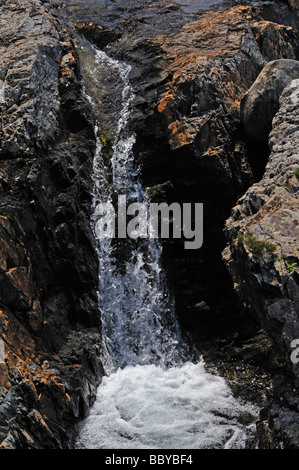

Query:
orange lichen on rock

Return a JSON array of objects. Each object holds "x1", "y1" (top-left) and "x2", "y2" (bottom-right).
[
  {"x1": 157, "y1": 91, "x2": 175, "y2": 117},
  {"x1": 60, "y1": 51, "x2": 76, "y2": 68},
  {"x1": 60, "y1": 50, "x2": 77, "y2": 83},
  {"x1": 153, "y1": 3, "x2": 298, "y2": 156},
  {"x1": 158, "y1": 96, "x2": 171, "y2": 113},
  {"x1": 168, "y1": 121, "x2": 181, "y2": 135},
  {"x1": 66, "y1": 51, "x2": 76, "y2": 64},
  {"x1": 6, "y1": 266, "x2": 32, "y2": 300},
  {"x1": 176, "y1": 132, "x2": 192, "y2": 146},
  {"x1": 204, "y1": 146, "x2": 223, "y2": 157},
  {"x1": 0, "y1": 310, "x2": 9, "y2": 328},
  {"x1": 168, "y1": 121, "x2": 193, "y2": 148}
]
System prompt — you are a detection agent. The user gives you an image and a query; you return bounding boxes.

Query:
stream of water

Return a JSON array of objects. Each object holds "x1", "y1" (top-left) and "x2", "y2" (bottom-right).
[{"x1": 75, "y1": 42, "x2": 259, "y2": 450}]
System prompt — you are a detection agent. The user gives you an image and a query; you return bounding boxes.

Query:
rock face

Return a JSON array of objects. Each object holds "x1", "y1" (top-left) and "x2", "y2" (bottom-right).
[
  {"x1": 0, "y1": 0, "x2": 103, "y2": 448},
  {"x1": 223, "y1": 77, "x2": 299, "y2": 448},
  {"x1": 1, "y1": 0, "x2": 299, "y2": 450},
  {"x1": 241, "y1": 59, "x2": 299, "y2": 142},
  {"x1": 120, "y1": 1, "x2": 299, "y2": 345},
  {"x1": 289, "y1": 0, "x2": 299, "y2": 13}
]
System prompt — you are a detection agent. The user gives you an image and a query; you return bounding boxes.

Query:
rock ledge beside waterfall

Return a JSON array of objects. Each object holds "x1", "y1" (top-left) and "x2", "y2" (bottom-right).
[
  {"x1": 223, "y1": 75, "x2": 299, "y2": 448},
  {"x1": 0, "y1": 0, "x2": 103, "y2": 448}
]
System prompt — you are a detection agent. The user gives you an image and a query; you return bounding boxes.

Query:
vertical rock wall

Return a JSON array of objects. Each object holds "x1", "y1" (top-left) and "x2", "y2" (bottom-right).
[
  {"x1": 223, "y1": 76, "x2": 299, "y2": 448},
  {"x1": 0, "y1": 0, "x2": 103, "y2": 448}
]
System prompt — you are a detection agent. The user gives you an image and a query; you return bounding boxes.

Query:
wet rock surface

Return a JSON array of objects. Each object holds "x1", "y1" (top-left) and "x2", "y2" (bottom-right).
[
  {"x1": 241, "y1": 59, "x2": 299, "y2": 142},
  {"x1": 223, "y1": 77, "x2": 299, "y2": 448},
  {"x1": 0, "y1": 0, "x2": 299, "y2": 449},
  {"x1": 0, "y1": 0, "x2": 103, "y2": 448}
]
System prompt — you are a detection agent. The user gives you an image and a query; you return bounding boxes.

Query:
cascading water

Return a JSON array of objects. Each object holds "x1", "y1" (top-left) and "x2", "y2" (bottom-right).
[
  {"x1": 75, "y1": 41, "x2": 260, "y2": 450},
  {"x1": 84, "y1": 44, "x2": 189, "y2": 370}
]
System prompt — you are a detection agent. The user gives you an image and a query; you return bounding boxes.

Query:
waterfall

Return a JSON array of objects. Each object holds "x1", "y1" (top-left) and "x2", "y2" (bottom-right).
[
  {"x1": 75, "y1": 42, "x2": 260, "y2": 450},
  {"x1": 89, "y1": 47, "x2": 190, "y2": 370}
]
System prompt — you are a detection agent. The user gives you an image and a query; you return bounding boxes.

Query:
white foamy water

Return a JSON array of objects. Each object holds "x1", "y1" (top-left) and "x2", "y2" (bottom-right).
[
  {"x1": 75, "y1": 41, "x2": 260, "y2": 450},
  {"x1": 76, "y1": 362, "x2": 258, "y2": 449}
]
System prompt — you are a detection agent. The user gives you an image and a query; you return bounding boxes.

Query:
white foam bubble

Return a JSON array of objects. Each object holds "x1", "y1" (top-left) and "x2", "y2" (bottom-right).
[{"x1": 76, "y1": 362, "x2": 259, "y2": 449}]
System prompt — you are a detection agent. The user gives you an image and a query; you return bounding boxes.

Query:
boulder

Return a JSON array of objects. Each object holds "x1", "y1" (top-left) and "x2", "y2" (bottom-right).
[{"x1": 241, "y1": 59, "x2": 299, "y2": 142}]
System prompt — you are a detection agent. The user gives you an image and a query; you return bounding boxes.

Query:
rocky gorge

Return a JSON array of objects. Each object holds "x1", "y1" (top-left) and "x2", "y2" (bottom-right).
[{"x1": 0, "y1": 0, "x2": 298, "y2": 449}]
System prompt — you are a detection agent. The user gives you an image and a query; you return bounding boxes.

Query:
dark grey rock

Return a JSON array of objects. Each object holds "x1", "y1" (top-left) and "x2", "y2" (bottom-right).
[
  {"x1": 224, "y1": 78, "x2": 299, "y2": 448},
  {"x1": 0, "y1": 0, "x2": 102, "y2": 449},
  {"x1": 241, "y1": 59, "x2": 299, "y2": 142}
]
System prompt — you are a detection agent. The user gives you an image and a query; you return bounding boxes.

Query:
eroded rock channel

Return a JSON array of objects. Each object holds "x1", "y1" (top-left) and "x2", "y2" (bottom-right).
[{"x1": 0, "y1": 0, "x2": 298, "y2": 449}]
